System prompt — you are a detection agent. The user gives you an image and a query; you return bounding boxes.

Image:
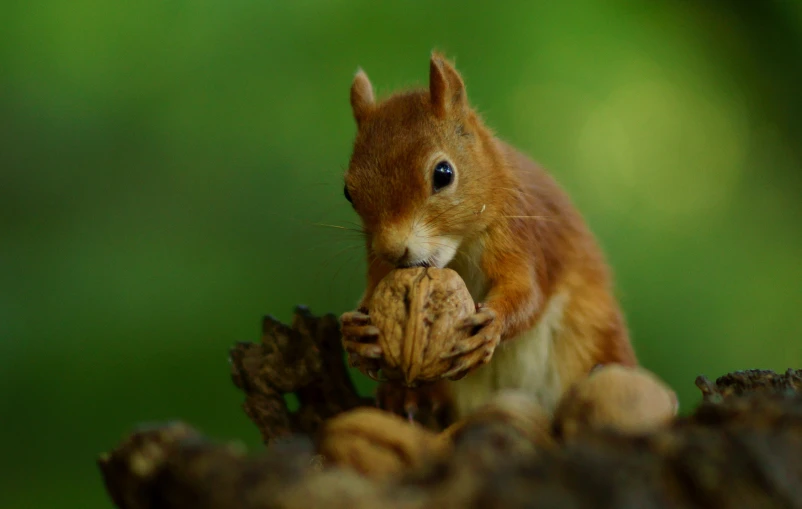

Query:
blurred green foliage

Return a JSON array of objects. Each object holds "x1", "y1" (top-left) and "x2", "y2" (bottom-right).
[{"x1": 2, "y1": 1, "x2": 801, "y2": 507}]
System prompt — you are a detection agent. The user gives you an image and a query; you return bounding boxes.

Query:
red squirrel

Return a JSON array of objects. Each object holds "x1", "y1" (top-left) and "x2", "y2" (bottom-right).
[{"x1": 339, "y1": 52, "x2": 638, "y2": 423}]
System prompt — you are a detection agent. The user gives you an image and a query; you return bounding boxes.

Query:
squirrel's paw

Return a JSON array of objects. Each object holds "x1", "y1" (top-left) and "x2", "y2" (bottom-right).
[
  {"x1": 440, "y1": 305, "x2": 501, "y2": 381},
  {"x1": 340, "y1": 310, "x2": 383, "y2": 378}
]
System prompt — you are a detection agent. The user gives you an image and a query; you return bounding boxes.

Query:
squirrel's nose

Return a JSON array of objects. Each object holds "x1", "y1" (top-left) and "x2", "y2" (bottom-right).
[
  {"x1": 372, "y1": 233, "x2": 410, "y2": 266},
  {"x1": 381, "y1": 245, "x2": 410, "y2": 266}
]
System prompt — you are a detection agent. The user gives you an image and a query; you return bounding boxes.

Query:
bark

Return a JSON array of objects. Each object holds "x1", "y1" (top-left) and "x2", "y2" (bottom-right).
[
  {"x1": 98, "y1": 306, "x2": 802, "y2": 508},
  {"x1": 229, "y1": 306, "x2": 373, "y2": 443}
]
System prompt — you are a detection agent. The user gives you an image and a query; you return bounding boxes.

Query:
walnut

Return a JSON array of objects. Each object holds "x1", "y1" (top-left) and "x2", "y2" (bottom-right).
[
  {"x1": 315, "y1": 407, "x2": 450, "y2": 480},
  {"x1": 553, "y1": 364, "x2": 678, "y2": 441},
  {"x1": 442, "y1": 389, "x2": 557, "y2": 451},
  {"x1": 368, "y1": 267, "x2": 475, "y2": 386}
]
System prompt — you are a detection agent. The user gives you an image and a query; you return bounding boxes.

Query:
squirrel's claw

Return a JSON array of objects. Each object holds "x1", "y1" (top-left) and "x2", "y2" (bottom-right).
[
  {"x1": 366, "y1": 369, "x2": 388, "y2": 382},
  {"x1": 458, "y1": 307, "x2": 496, "y2": 330},
  {"x1": 439, "y1": 333, "x2": 489, "y2": 359},
  {"x1": 341, "y1": 324, "x2": 380, "y2": 340},
  {"x1": 442, "y1": 324, "x2": 500, "y2": 380},
  {"x1": 443, "y1": 306, "x2": 500, "y2": 361},
  {"x1": 342, "y1": 339, "x2": 382, "y2": 359},
  {"x1": 341, "y1": 309, "x2": 384, "y2": 376},
  {"x1": 341, "y1": 310, "x2": 371, "y2": 326}
]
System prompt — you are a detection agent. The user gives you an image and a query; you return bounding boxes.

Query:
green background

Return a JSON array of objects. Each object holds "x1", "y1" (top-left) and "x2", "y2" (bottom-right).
[{"x1": 2, "y1": 1, "x2": 801, "y2": 507}]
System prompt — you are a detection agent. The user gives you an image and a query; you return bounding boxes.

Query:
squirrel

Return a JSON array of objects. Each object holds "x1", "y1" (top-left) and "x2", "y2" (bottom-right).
[{"x1": 339, "y1": 51, "x2": 638, "y2": 425}]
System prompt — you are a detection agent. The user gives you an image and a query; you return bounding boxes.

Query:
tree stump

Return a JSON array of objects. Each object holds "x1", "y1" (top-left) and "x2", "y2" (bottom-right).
[{"x1": 98, "y1": 307, "x2": 802, "y2": 508}]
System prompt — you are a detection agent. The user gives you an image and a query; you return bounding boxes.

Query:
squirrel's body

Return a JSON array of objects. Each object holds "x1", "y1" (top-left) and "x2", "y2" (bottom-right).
[
  {"x1": 444, "y1": 140, "x2": 636, "y2": 418},
  {"x1": 340, "y1": 53, "x2": 637, "y2": 422}
]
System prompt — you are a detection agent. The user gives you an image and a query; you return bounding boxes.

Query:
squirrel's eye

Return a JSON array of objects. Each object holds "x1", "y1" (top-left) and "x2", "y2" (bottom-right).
[
  {"x1": 432, "y1": 161, "x2": 454, "y2": 192},
  {"x1": 344, "y1": 185, "x2": 353, "y2": 203}
]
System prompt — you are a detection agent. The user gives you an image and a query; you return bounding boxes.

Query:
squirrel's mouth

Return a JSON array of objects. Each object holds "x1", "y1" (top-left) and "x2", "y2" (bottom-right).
[{"x1": 398, "y1": 260, "x2": 432, "y2": 269}]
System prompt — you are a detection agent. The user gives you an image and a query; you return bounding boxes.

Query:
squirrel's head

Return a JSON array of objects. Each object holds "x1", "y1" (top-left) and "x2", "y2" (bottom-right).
[{"x1": 343, "y1": 52, "x2": 501, "y2": 269}]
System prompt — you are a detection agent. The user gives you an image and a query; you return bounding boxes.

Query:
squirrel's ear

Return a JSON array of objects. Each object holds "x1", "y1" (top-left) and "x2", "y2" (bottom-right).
[
  {"x1": 350, "y1": 69, "x2": 375, "y2": 125},
  {"x1": 429, "y1": 51, "x2": 467, "y2": 118}
]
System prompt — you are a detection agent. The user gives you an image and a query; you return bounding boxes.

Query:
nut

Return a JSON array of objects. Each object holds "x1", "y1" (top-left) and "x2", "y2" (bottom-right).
[
  {"x1": 553, "y1": 364, "x2": 679, "y2": 441},
  {"x1": 442, "y1": 389, "x2": 556, "y2": 451},
  {"x1": 316, "y1": 407, "x2": 449, "y2": 480},
  {"x1": 369, "y1": 267, "x2": 475, "y2": 385}
]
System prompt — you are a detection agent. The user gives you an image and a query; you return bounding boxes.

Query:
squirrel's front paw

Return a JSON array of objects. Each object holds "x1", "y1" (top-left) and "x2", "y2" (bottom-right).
[
  {"x1": 340, "y1": 310, "x2": 383, "y2": 379},
  {"x1": 440, "y1": 305, "x2": 501, "y2": 381}
]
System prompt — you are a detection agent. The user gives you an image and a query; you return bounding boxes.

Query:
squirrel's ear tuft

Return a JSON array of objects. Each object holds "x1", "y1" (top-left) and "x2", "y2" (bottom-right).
[
  {"x1": 350, "y1": 68, "x2": 375, "y2": 126},
  {"x1": 429, "y1": 51, "x2": 467, "y2": 118}
]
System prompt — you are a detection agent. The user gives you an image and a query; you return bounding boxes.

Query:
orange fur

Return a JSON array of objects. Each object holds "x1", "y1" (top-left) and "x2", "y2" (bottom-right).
[{"x1": 341, "y1": 52, "x2": 637, "y2": 420}]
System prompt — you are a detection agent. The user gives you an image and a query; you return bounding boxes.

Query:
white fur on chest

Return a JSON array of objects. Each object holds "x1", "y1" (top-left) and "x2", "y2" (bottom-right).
[{"x1": 446, "y1": 242, "x2": 567, "y2": 419}]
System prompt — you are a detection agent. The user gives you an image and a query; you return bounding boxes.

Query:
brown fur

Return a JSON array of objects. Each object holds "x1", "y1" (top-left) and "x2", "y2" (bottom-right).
[{"x1": 342, "y1": 52, "x2": 637, "y2": 421}]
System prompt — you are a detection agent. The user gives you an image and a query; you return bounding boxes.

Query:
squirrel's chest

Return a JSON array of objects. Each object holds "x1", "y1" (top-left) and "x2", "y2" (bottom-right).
[
  {"x1": 446, "y1": 240, "x2": 567, "y2": 419},
  {"x1": 447, "y1": 292, "x2": 568, "y2": 419},
  {"x1": 447, "y1": 239, "x2": 490, "y2": 302}
]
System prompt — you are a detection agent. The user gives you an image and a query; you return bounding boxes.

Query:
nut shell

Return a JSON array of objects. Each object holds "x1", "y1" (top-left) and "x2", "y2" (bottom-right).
[
  {"x1": 442, "y1": 389, "x2": 556, "y2": 451},
  {"x1": 316, "y1": 407, "x2": 449, "y2": 480},
  {"x1": 369, "y1": 267, "x2": 475, "y2": 385},
  {"x1": 553, "y1": 364, "x2": 678, "y2": 440}
]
